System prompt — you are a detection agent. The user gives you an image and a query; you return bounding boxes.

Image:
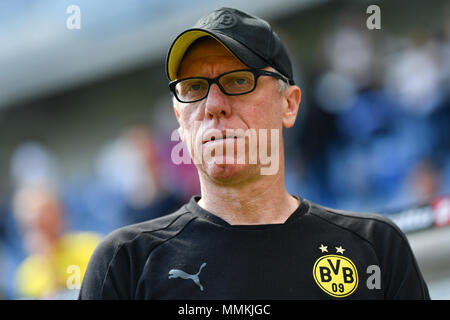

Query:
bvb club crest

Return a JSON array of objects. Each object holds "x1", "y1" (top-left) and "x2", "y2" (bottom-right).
[{"x1": 313, "y1": 244, "x2": 358, "y2": 298}]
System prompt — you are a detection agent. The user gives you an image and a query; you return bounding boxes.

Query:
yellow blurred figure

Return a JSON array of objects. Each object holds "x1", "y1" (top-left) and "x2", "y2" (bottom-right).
[
  {"x1": 12, "y1": 186, "x2": 102, "y2": 299},
  {"x1": 14, "y1": 232, "x2": 101, "y2": 299}
]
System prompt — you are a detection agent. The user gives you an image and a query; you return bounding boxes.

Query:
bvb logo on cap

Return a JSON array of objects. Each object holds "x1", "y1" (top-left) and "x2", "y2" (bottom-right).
[
  {"x1": 313, "y1": 244, "x2": 358, "y2": 298},
  {"x1": 197, "y1": 9, "x2": 238, "y2": 30}
]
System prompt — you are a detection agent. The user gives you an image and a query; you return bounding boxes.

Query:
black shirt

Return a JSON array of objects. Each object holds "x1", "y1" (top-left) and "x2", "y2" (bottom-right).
[{"x1": 78, "y1": 196, "x2": 430, "y2": 299}]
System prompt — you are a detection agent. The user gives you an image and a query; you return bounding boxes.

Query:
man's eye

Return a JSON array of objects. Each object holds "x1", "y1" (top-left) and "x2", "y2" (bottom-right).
[
  {"x1": 190, "y1": 84, "x2": 202, "y2": 91},
  {"x1": 178, "y1": 81, "x2": 205, "y2": 95},
  {"x1": 234, "y1": 78, "x2": 247, "y2": 85}
]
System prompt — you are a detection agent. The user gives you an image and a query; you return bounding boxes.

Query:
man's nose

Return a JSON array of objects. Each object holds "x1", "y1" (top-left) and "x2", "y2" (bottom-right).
[{"x1": 204, "y1": 84, "x2": 231, "y2": 119}]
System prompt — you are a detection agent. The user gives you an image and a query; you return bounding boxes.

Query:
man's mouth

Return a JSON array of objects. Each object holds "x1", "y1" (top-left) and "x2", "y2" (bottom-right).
[
  {"x1": 203, "y1": 136, "x2": 238, "y2": 144},
  {"x1": 202, "y1": 131, "x2": 243, "y2": 145}
]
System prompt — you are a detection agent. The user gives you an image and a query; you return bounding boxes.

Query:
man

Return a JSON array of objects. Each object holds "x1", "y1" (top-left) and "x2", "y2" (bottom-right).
[{"x1": 79, "y1": 7, "x2": 430, "y2": 299}]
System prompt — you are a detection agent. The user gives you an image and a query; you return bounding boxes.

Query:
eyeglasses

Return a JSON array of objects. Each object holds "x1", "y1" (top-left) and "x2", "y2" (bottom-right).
[{"x1": 169, "y1": 69, "x2": 291, "y2": 103}]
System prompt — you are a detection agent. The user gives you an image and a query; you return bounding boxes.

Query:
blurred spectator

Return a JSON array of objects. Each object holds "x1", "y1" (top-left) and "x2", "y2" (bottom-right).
[
  {"x1": 0, "y1": 141, "x2": 61, "y2": 299},
  {"x1": 384, "y1": 39, "x2": 445, "y2": 116},
  {"x1": 290, "y1": 7, "x2": 450, "y2": 212},
  {"x1": 12, "y1": 185, "x2": 101, "y2": 299},
  {"x1": 95, "y1": 126, "x2": 186, "y2": 225},
  {"x1": 404, "y1": 159, "x2": 442, "y2": 204},
  {"x1": 10, "y1": 141, "x2": 60, "y2": 190}
]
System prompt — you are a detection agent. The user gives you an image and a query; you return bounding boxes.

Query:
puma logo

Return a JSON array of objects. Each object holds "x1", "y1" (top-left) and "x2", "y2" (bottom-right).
[{"x1": 168, "y1": 262, "x2": 207, "y2": 291}]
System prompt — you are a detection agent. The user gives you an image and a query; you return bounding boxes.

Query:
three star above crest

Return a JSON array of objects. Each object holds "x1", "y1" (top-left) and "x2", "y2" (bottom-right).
[
  {"x1": 335, "y1": 246, "x2": 346, "y2": 254},
  {"x1": 318, "y1": 244, "x2": 346, "y2": 254}
]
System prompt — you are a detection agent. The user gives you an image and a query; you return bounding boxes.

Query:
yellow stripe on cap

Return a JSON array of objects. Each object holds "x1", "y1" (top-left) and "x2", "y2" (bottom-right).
[{"x1": 167, "y1": 30, "x2": 238, "y2": 81}]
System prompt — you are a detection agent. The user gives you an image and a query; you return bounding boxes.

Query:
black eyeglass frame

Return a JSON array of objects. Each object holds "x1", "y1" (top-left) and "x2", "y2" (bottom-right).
[{"x1": 168, "y1": 68, "x2": 293, "y2": 103}]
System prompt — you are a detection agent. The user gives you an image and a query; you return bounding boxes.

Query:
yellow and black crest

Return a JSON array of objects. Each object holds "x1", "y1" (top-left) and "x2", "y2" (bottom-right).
[{"x1": 313, "y1": 244, "x2": 358, "y2": 298}]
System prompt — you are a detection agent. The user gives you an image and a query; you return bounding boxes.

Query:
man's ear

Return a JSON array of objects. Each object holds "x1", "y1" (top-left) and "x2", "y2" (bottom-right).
[
  {"x1": 281, "y1": 85, "x2": 301, "y2": 129},
  {"x1": 173, "y1": 104, "x2": 180, "y2": 120},
  {"x1": 173, "y1": 104, "x2": 185, "y2": 142}
]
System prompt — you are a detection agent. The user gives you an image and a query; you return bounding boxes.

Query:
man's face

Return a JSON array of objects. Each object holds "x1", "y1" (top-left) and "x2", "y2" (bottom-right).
[{"x1": 173, "y1": 38, "x2": 296, "y2": 184}]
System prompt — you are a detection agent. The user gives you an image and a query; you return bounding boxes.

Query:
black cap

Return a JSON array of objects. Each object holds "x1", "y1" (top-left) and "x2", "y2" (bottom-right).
[{"x1": 166, "y1": 7, "x2": 295, "y2": 84}]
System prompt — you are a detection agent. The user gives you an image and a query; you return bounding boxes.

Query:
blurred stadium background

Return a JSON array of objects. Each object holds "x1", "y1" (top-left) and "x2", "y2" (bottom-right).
[{"x1": 0, "y1": 0, "x2": 449, "y2": 299}]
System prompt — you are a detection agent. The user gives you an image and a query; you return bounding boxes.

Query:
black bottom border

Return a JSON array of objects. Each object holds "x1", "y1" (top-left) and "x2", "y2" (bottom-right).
[{"x1": 0, "y1": 299, "x2": 444, "y2": 318}]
